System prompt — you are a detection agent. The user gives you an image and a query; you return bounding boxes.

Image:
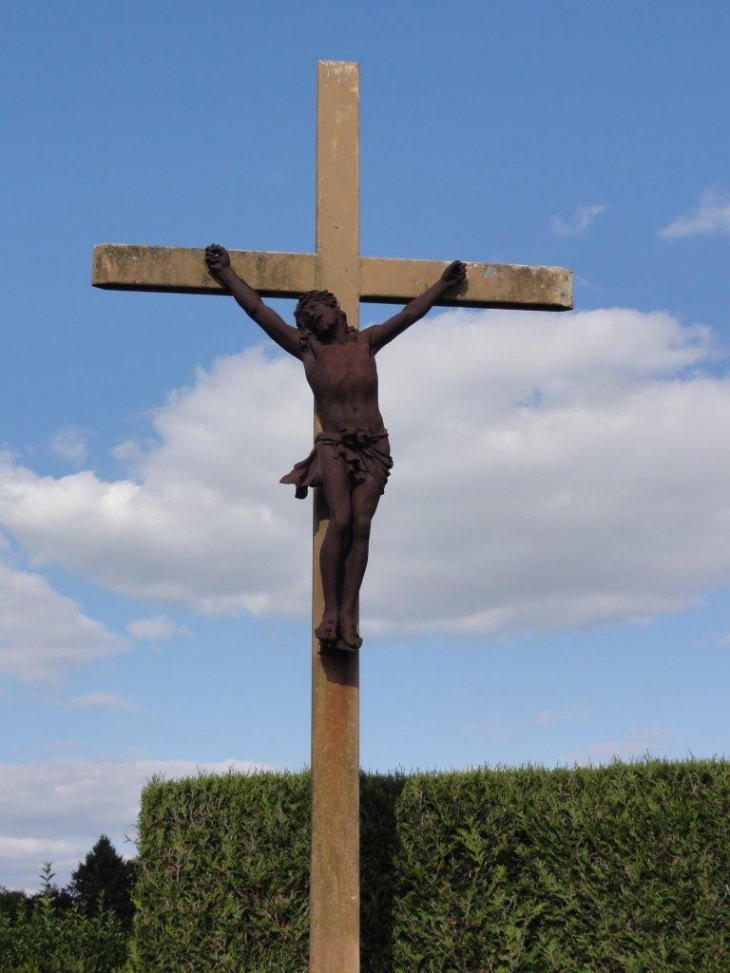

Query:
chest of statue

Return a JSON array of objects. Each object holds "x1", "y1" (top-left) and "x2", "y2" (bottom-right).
[{"x1": 303, "y1": 336, "x2": 379, "y2": 400}]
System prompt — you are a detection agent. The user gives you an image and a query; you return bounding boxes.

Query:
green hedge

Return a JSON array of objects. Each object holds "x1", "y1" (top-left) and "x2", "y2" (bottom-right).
[
  {"x1": 395, "y1": 761, "x2": 730, "y2": 971},
  {"x1": 131, "y1": 760, "x2": 730, "y2": 972},
  {"x1": 131, "y1": 772, "x2": 309, "y2": 972}
]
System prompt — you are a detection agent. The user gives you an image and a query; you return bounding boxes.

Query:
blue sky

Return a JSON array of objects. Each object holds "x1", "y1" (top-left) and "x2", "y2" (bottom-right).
[{"x1": 2, "y1": 1, "x2": 730, "y2": 890}]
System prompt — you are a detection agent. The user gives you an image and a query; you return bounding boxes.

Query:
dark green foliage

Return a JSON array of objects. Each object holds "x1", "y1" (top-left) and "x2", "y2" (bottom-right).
[
  {"x1": 393, "y1": 761, "x2": 730, "y2": 972},
  {"x1": 0, "y1": 886, "x2": 29, "y2": 920},
  {"x1": 132, "y1": 760, "x2": 730, "y2": 973},
  {"x1": 70, "y1": 835, "x2": 136, "y2": 930},
  {"x1": 0, "y1": 863, "x2": 129, "y2": 973},
  {"x1": 28, "y1": 884, "x2": 74, "y2": 914},
  {"x1": 360, "y1": 772, "x2": 406, "y2": 973},
  {"x1": 131, "y1": 771, "x2": 311, "y2": 972}
]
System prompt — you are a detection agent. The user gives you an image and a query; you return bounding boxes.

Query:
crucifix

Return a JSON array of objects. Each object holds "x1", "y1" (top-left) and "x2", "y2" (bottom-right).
[{"x1": 93, "y1": 61, "x2": 572, "y2": 973}]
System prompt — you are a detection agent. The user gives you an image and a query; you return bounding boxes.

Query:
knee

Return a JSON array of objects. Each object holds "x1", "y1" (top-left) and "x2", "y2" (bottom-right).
[{"x1": 330, "y1": 509, "x2": 352, "y2": 534}]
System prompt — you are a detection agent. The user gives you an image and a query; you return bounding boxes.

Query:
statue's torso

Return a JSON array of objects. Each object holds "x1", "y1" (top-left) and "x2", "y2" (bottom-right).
[{"x1": 303, "y1": 332, "x2": 386, "y2": 437}]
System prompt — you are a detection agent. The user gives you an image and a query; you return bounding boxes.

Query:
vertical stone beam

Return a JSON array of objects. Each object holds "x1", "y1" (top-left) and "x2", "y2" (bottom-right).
[{"x1": 310, "y1": 61, "x2": 361, "y2": 973}]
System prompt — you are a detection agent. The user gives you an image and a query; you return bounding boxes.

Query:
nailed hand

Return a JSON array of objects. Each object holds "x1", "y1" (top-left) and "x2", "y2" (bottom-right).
[
  {"x1": 441, "y1": 260, "x2": 467, "y2": 287},
  {"x1": 205, "y1": 243, "x2": 231, "y2": 273}
]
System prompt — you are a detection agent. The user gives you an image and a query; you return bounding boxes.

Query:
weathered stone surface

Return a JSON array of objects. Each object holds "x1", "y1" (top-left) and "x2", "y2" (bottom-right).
[
  {"x1": 309, "y1": 59, "x2": 361, "y2": 973},
  {"x1": 93, "y1": 245, "x2": 573, "y2": 310},
  {"x1": 361, "y1": 256, "x2": 573, "y2": 310},
  {"x1": 93, "y1": 245, "x2": 318, "y2": 298}
]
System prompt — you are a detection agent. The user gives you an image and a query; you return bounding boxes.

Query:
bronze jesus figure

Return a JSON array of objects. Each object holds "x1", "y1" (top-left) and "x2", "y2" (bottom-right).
[{"x1": 205, "y1": 244, "x2": 466, "y2": 650}]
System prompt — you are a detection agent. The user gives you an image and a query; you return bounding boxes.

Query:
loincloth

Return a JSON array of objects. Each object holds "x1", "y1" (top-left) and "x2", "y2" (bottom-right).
[{"x1": 280, "y1": 428, "x2": 393, "y2": 500}]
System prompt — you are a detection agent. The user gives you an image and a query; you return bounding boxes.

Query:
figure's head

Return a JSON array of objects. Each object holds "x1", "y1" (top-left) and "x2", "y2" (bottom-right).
[{"x1": 294, "y1": 290, "x2": 349, "y2": 339}]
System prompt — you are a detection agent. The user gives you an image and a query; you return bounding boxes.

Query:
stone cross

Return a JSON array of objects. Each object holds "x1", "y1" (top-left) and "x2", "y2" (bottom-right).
[{"x1": 93, "y1": 60, "x2": 572, "y2": 973}]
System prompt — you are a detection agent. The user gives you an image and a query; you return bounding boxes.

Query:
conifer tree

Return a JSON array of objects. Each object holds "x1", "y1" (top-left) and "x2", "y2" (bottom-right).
[{"x1": 69, "y1": 835, "x2": 135, "y2": 929}]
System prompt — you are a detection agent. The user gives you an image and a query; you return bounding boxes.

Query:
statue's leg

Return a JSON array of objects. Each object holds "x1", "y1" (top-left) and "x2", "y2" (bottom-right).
[
  {"x1": 316, "y1": 453, "x2": 352, "y2": 643},
  {"x1": 339, "y1": 476, "x2": 382, "y2": 649}
]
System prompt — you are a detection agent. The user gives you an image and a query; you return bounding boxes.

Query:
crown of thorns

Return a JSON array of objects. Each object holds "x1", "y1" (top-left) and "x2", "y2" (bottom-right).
[{"x1": 294, "y1": 290, "x2": 343, "y2": 330}]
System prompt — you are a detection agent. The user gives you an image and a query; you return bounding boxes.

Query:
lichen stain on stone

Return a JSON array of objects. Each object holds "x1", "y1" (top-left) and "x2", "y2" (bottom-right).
[{"x1": 270, "y1": 254, "x2": 296, "y2": 289}]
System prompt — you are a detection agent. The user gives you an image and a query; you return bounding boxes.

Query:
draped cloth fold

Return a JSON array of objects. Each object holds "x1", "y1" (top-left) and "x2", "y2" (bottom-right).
[{"x1": 280, "y1": 428, "x2": 393, "y2": 500}]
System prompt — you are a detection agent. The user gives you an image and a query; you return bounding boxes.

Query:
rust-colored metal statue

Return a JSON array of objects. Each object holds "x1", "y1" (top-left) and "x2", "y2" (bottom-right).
[{"x1": 205, "y1": 244, "x2": 466, "y2": 650}]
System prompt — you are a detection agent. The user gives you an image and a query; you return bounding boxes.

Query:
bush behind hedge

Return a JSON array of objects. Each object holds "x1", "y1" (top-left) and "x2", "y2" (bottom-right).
[
  {"x1": 0, "y1": 879, "x2": 128, "y2": 973},
  {"x1": 131, "y1": 759, "x2": 730, "y2": 972}
]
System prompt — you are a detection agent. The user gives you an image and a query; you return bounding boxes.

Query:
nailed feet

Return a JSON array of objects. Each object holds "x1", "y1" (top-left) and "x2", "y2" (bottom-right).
[
  {"x1": 315, "y1": 610, "x2": 362, "y2": 651},
  {"x1": 315, "y1": 611, "x2": 338, "y2": 645},
  {"x1": 338, "y1": 613, "x2": 362, "y2": 650}
]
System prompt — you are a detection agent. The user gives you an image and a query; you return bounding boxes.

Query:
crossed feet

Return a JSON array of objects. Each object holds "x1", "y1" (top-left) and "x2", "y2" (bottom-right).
[{"x1": 315, "y1": 610, "x2": 363, "y2": 651}]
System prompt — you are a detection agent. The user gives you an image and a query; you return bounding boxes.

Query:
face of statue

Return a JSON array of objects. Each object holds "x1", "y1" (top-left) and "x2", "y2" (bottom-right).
[{"x1": 310, "y1": 301, "x2": 339, "y2": 336}]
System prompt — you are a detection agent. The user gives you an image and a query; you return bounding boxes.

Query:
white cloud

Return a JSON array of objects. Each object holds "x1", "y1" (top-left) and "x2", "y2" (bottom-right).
[
  {"x1": 0, "y1": 756, "x2": 270, "y2": 890},
  {"x1": 1, "y1": 309, "x2": 729, "y2": 640},
  {"x1": 49, "y1": 426, "x2": 91, "y2": 467},
  {"x1": 559, "y1": 725, "x2": 670, "y2": 766},
  {"x1": 551, "y1": 203, "x2": 607, "y2": 236},
  {"x1": 0, "y1": 562, "x2": 126, "y2": 684},
  {"x1": 127, "y1": 614, "x2": 191, "y2": 642},
  {"x1": 0, "y1": 837, "x2": 82, "y2": 862},
  {"x1": 0, "y1": 347, "x2": 311, "y2": 618},
  {"x1": 659, "y1": 186, "x2": 730, "y2": 240},
  {"x1": 67, "y1": 692, "x2": 141, "y2": 712}
]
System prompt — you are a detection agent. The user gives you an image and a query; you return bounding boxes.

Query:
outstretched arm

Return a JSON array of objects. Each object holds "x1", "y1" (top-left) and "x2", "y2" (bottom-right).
[
  {"x1": 366, "y1": 261, "x2": 467, "y2": 354},
  {"x1": 205, "y1": 244, "x2": 302, "y2": 358}
]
